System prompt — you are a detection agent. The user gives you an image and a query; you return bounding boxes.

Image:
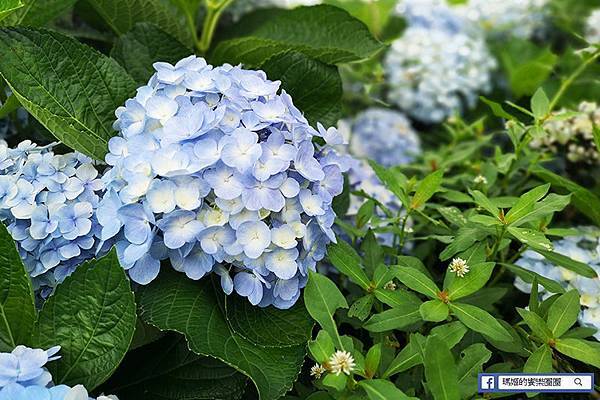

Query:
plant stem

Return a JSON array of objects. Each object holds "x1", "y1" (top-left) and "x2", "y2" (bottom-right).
[
  {"x1": 197, "y1": 0, "x2": 234, "y2": 54},
  {"x1": 548, "y1": 49, "x2": 600, "y2": 112}
]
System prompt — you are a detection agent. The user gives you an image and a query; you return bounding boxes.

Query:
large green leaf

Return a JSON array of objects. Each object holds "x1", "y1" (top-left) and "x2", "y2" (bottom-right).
[
  {"x1": 0, "y1": 0, "x2": 23, "y2": 22},
  {"x1": 448, "y1": 303, "x2": 512, "y2": 343},
  {"x1": 111, "y1": 22, "x2": 191, "y2": 85},
  {"x1": 101, "y1": 334, "x2": 247, "y2": 400},
  {"x1": 535, "y1": 250, "x2": 597, "y2": 279},
  {"x1": 410, "y1": 170, "x2": 443, "y2": 210},
  {"x1": 211, "y1": 5, "x2": 383, "y2": 66},
  {"x1": 391, "y1": 266, "x2": 439, "y2": 298},
  {"x1": 445, "y1": 262, "x2": 495, "y2": 301},
  {"x1": 86, "y1": 0, "x2": 194, "y2": 46},
  {"x1": 359, "y1": 379, "x2": 413, "y2": 400},
  {"x1": 139, "y1": 271, "x2": 309, "y2": 400},
  {"x1": 1, "y1": 0, "x2": 75, "y2": 26},
  {"x1": 259, "y1": 51, "x2": 342, "y2": 127},
  {"x1": 523, "y1": 344, "x2": 552, "y2": 373},
  {"x1": 327, "y1": 240, "x2": 370, "y2": 289},
  {"x1": 457, "y1": 343, "x2": 491, "y2": 399},
  {"x1": 424, "y1": 336, "x2": 460, "y2": 400},
  {"x1": 554, "y1": 338, "x2": 600, "y2": 368},
  {"x1": 33, "y1": 250, "x2": 136, "y2": 390},
  {"x1": 304, "y1": 271, "x2": 347, "y2": 350},
  {"x1": 546, "y1": 289, "x2": 580, "y2": 338},
  {"x1": 364, "y1": 307, "x2": 421, "y2": 332},
  {"x1": 0, "y1": 27, "x2": 136, "y2": 160},
  {"x1": 0, "y1": 223, "x2": 36, "y2": 352}
]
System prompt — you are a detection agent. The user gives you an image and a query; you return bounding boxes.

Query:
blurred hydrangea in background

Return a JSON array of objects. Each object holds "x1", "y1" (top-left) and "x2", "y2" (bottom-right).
[
  {"x1": 456, "y1": 0, "x2": 549, "y2": 39},
  {"x1": 385, "y1": 0, "x2": 496, "y2": 123},
  {"x1": 0, "y1": 141, "x2": 106, "y2": 299},
  {"x1": 585, "y1": 9, "x2": 600, "y2": 44},
  {"x1": 98, "y1": 55, "x2": 351, "y2": 309},
  {"x1": 534, "y1": 101, "x2": 600, "y2": 165},
  {"x1": 227, "y1": 0, "x2": 321, "y2": 20},
  {"x1": 0, "y1": 345, "x2": 118, "y2": 400},
  {"x1": 514, "y1": 229, "x2": 600, "y2": 340}
]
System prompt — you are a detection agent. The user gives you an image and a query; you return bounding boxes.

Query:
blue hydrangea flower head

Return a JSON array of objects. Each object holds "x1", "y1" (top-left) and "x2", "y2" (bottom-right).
[
  {"x1": 384, "y1": 5, "x2": 496, "y2": 123},
  {"x1": 396, "y1": 0, "x2": 466, "y2": 33},
  {"x1": 0, "y1": 141, "x2": 106, "y2": 297},
  {"x1": 514, "y1": 227, "x2": 600, "y2": 340},
  {"x1": 456, "y1": 0, "x2": 549, "y2": 39},
  {"x1": 0, "y1": 346, "x2": 118, "y2": 400},
  {"x1": 226, "y1": 0, "x2": 321, "y2": 21},
  {"x1": 98, "y1": 55, "x2": 351, "y2": 309},
  {"x1": 346, "y1": 108, "x2": 421, "y2": 168}
]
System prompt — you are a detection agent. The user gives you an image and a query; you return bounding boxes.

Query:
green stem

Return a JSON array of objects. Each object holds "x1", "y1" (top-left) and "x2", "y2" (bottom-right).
[
  {"x1": 548, "y1": 50, "x2": 600, "y2": 113},
  {"x1": 490, "y1": 225, "x2": 507, "y2": 261},
  {"x1": 197, "y1": 0, "x2": 234, "y2": 54}
]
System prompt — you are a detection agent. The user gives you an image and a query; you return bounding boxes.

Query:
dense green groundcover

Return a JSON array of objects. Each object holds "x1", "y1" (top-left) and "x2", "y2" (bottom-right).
[{"x1": 0, "y1": 0, "x2": 599, "y2": 399}]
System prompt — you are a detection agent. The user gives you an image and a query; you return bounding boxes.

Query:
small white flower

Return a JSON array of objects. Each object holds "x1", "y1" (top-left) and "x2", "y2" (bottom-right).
[
  {"x1": 328, "y1": 350, "x2": 356, "y2": 376},
  {"x1": 449, "y1": 257, "x2": 470, "y2": 278},
  {"x1": 310, "y1": 363, "x2": 327, "y2": 379},
  {"x1": 473, "y1": 175, "x2": 488, "y2": 185},
  {"x1": 383, "y1": 281, "x2": 397, "y2": 291}
]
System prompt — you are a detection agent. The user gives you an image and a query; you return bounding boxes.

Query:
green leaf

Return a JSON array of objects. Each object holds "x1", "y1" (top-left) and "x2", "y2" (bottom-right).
[
  {"x1": 211, "y1": 5, "x2": 383, "y2": 66},
  {"x1": 517, "y1": 308, "x2": 553, "y2": 341},
  {"x1": 502, "y1": 263, "x2": 565, "y2": 293},
  {"x1": 327, "y1": 240, "x2": 370, "y2": 289},
  {"x1": 322, "y1": 373, "x2": 347, "y2": 391},
  {"x1": 547, "y1": 289, "x2": 580, "y2": 337},
  {"x1": 410, "y1": 170, "x2": 443, "y2": 210},
  {"x1": 348, "y1": 294, "x2": 374, "y2": 321},
  {"x1": 139, "y1": 271, "x2": 309, "y2": 400},
  {"x1": 260, "y1": 51, "x2": 342, "y2": 127},
  {"x1": 101, "y1": 335, "x2": 247, "y2": 400},
  {"x1": 507, "y1": 227, "x2": 552, "y2": 251},
  {"x1": 391, "y1": 266, "x2": 439, "y2": 298},
  {"x1": 530, "y1": 88, "x2": 549, "y2": 119},
  {"x1": 523, "y1": 344, "x2": 552, "y2": 374},
  {"x1": 111, "y1": 22, "x2": 191, "y2": 85},
  {"x1": 33, "y1": 250, "x2": 136, "y2": 390},
  {"x1": 382, "y1": 337, "x2": 422, "y2": 378},
  {"x1": 419, "y1": 300, "x2": 449, "y2": 322},
  {"x1": 364, "y1": 343, "x2": 382, "y2": 378},
  {"x1": 0, "y1": 27, "x2": 136, "y2": 160},
  {"x1": 0, "y1": 223, "x2": 36, "y2": 352},
  {"x1": 535, "y1": 250, "x2": 597, "y2": 279},
  {"x1": 505, "y1": 184, "x2": 550, "y2": 224},
  {"x1": 448, "y1": 303, "x2": 512, "y2": 342},
  {"x1": 374, "y1": 288, "x2": 421, "y2": 308},
  {"x1": 530, "y1": 164, "x2": 600, "y2": 226},
  {"x1": 309, "y1": 330, "x2": 334, "y2": 364},
  {"x1": 440, "y1": 226, "x2": 489, "y2": 261},
  {"x1": 1, "y1": 0, "x2": 75, "y2": 26},
  {"x1": 86, "y1": 0, "x2": 194, "y2": 46},
  {"x1": 480, "y1": 96, "x2": 515, "y2": 120},
  {"x1": 362, "y1": 231, "x2": 383, "y2": 276},
  {"x1": 364, "y1": 306, "x2": 421, "y2": 333},
  {"x1": 359, "y1": 379, "x2": 412, "y2": 400},
  {"x1": 457, "y1": 343, "x2": 492, "y2": 399},
  {"x1": 513, "y1": 193, "x2": 571, "y2": 226},
  {"x1": 554, "y1": 338, "x2": 600, "y2": 368},
  {"x1": 304, "y1": 271, "x2": 347, "y2": 350},
  {"x1": 430, "y1": 321, "x2": 468, "y2": 348},
  {"x1": 446, "y1": 262, "x2": 495, "y2": 301},
  {"x1": 424, "y1": 336, "x2": 460, "y2": 400},
  {"x1": 368, "y1": 160, "x2": 409, "y2": 208},
  {"x1": 469, "y1": 189, "x2": 499, "y2": 217},
  {"x1": 0, "y1": 0, "x2": 23, "y2": 22}
]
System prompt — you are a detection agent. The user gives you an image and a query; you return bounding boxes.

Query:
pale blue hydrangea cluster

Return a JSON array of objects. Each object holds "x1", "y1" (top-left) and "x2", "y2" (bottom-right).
[
  {"x1": 586, "y1": 9, "x2": 600, "y2": 44},
  {"x1": 0, "y1": 141, "x2": 106, "y2": 296},
  {"x1": 339, "y1": 108, "x2": 421, "y2": 215},
  {"x1": 515, "y1": 229, "x2": 600, "y2": 340},
  {"x1": 0, "y1": 345, "x2": 117, "y2": 400},
  {"x1": 455, "y1": 0, "x2": 548, "y2": 39},
  {"x1": 98, "y1": 55, "x2": 351, "y2": 309},
  {"x1": 385, "y1": 0, "x2": 496, "y2": 123}
]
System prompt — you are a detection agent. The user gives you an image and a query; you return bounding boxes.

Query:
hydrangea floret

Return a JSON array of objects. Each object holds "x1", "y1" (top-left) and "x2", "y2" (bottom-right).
[
  {"x1": 386, "y1": 0, "x2": 496, "y2": 123},
  {"x1": 514, "y1": 228, "x2": 600, "y2": 339},
  {"x1": 0, "y1": 346, "x2": 117, "y2": 400},
  {"x1": 0, "y1": 140, "x2": 106, "y2": 297},
  {"x1": 98, "y1": 55, "x2": 351, "y2": 309}
]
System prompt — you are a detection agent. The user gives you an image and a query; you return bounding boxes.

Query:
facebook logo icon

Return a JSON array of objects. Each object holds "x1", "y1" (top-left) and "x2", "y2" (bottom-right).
[{"x1": 480, "y1": 375, "x2": 496, "y2": 392}]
